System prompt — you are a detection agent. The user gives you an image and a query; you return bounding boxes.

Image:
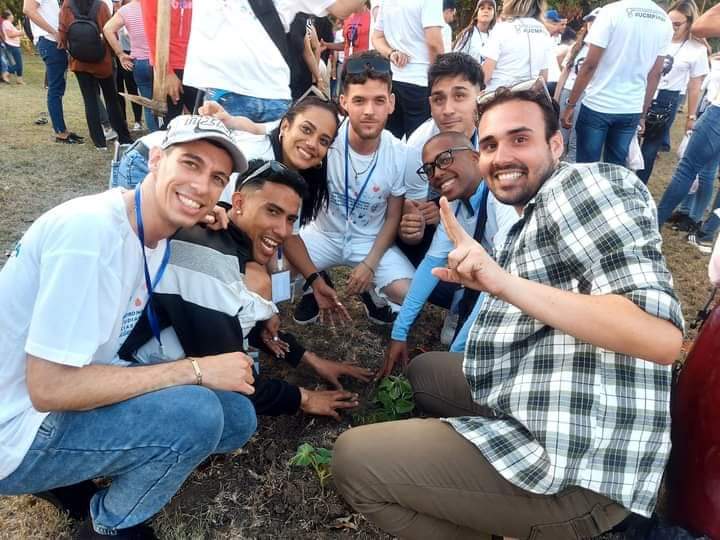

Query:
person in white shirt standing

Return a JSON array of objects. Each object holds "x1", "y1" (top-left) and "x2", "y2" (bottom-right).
[
  {"x1": 372, "y1": 0, "x2": 445, "y2": 139},
  {"x1": 22, "y1": 0, "x2": 84, "y2": 143},
  {"x1": 441, "y1": 0, "x2": 456, "y2": 53},
  {"x1": 183, "y1": 0, "x2": 365, "y2": 123},
  {"x1": 480, "y1": 0, "x2": 554, "y2": 91},
  {"x1": 543, "y1": 8, "x2": 565, "y2": 96},
  {"x1": 562, "y1": 0, "x2": 673, "y2": 165},
  {"x1": 286, "y1": 51, "x2": 415, "y2": 326},
  {"x1": 638, "y1": 0, "x2": 709, "y2": 184},
  {"x1": 452, "y1": 0, "x2": 496, "y2": 63}
]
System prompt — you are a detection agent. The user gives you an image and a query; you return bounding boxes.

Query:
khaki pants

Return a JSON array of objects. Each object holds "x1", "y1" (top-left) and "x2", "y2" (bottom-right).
[{"x1": 332, "y1": 352, "x2": 630, "y2": 539}]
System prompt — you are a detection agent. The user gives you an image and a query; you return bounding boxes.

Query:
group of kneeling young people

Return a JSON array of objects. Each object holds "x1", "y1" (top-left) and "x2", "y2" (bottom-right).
[{"x1": 0, "y1": 49, "x2": 685, "y2": 539}]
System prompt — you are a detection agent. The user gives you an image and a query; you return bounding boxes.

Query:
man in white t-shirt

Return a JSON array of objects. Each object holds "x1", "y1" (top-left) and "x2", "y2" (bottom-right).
[
  {"x1": 0, "y1": 116, "x2": 256, "y2": 539},
  {"x1": 183, "y1": 0, "x2": 365, "y2": 123},
  {"x1": 285, "y1": 51, "x2": 415, "y2": 326},
  {"x1": 441, "y1": 0, "x2": 457, "y2": 53},
  {"x1": 543, "y1": 9, "x2": 565, "y2": 96},
  {"x1": 561, "y1": 0, "x2": 672, "y2": 165},
  {"x1": 23, "y1": 0, "x2": 84, "y2": 143},
  {"x1": 371, "y1": 0, "x2": 445, "y2": 138}
]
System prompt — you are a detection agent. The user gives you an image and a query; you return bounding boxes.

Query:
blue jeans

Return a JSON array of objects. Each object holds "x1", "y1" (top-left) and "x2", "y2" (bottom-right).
[
  {"x1": 558, "y1": 88, "x2": 582, "y2": 163},
  {"x1": 0, "y1": 385, "x2": 256, "y2": 535},
  {"x1": 675, "y1": 160, "x2": 720, "y2": 222},
  {"x1": 575, "y1": 104, "x2": 641, "y2": 165},
  {"x1": 36, "y1": 37, "x2": 68, "y2": 134},
  {"x1": 206, "y1": 89, "x2": 291, "y2": 123},
  {"x1": 133, "y1": 59, "x2": 158, "y2": 131},
  {"x1": 656, "y1": 104, "x2": 720, "y2": 226},
  {"x1": 5, "y1": 44, "x2": 22, "y2": 76},
  {"x1": 637, "y1": 90, "x2": 681, "y2": 184},
  {"x1": 699, "y1": 185, "x2": 720, "y2": 239},
  {"x1": 450, "y1": 292, "x2": 485, "y2": 353},
  {"x1": 110, "y1": 144, "x2": 150, "y2": 189}
]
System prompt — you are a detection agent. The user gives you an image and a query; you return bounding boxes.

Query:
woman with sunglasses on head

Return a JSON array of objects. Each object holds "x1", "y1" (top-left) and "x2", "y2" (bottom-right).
[
  {"x1": 452, "y1": 0, "x2": 497, "y2": 63},
  {"x1": 479, "y1": 0, "x2": 554, "y2": 91},
  {"x1": 637, "y1": 0, "x2": 708, "y2": 185}
]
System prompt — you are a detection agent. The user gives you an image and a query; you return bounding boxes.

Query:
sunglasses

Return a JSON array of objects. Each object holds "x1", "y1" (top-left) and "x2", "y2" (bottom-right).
[
  {"x1": 417, "y1": 147, "x2": 473, "y2": 180},
  {"x1": 476, "y1": 77, "x2": 553, "y2": 109},
  {"x1": 345, "y1": 56, "x2": 392, "y2": 76},
  {"x1": 238, "y1": 160, "x2": 290, "y2": 188}
]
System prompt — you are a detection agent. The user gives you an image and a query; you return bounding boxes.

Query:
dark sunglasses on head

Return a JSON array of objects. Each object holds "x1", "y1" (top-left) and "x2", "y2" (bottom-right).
[
  {"x1": 417, "y1": 146, "x2": 473, "y2": 180},
  {"x1": 238, "y1": 160, "x2": 290, "y2": 188},
  {"x1": 476, "y1": 77, "x2": 553, "y2": 109},
  {"x1": 345, "y1": 56, "x2": 392, "y2": 76}
]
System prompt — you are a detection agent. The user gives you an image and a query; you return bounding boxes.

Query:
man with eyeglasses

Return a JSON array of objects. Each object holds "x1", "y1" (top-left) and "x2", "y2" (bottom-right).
[
  {"x1": 0, "y1": 116, "x2": 259, "y2": 539},
  {"x1": 332, "y1": 80, "x2": 683, "y2": 539},
  {"x1": 379, "y1": 131, "x2": 518, "y2": 378},
  {"x1": 119, "y1": 159, "x2": 373, "y2": 421},
  {"x1": 285, "y1": 51, "x2": 415, "y2": 325}
]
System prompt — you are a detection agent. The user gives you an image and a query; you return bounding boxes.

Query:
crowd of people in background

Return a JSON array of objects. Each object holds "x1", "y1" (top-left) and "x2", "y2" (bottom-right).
[{"x1": 2, "y1": 0, "x2": 720, "y2": 538}]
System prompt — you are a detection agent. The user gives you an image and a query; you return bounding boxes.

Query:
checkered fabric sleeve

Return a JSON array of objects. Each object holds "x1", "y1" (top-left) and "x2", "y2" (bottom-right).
[{"x1": 448, "y1": 163, "x2": 684, "y2": 518}]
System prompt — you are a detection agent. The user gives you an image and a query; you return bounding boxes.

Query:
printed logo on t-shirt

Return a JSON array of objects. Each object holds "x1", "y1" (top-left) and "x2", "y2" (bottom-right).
[
  {"x1": 662, "y1": 54, "x2": 675, "y2": 76},
  {"x1": 625, "y1": 8, "x2": 666, "y2": 22},
  {"x1": 512, "y1": 22, "x2": 546, "y2": 34}
]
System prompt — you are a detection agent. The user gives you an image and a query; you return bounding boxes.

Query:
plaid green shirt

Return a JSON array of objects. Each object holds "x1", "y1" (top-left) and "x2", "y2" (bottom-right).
[{"x1": 448, "y1": 162, "x2": 684, "y2": 517}]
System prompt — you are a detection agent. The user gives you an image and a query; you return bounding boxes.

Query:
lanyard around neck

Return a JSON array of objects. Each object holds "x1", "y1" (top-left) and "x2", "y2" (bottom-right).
[
  {"x1": 344, "y1": 122, "x2": 379, "y2": 221},
  {"x1": 134, "y1": 188, "x2": 171, "y2": 351}
]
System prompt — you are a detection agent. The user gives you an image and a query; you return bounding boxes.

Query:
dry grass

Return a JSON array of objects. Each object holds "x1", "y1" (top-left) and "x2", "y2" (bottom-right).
[{"x1": 0, "y1": 55, "x2": 712, "y2": 538}]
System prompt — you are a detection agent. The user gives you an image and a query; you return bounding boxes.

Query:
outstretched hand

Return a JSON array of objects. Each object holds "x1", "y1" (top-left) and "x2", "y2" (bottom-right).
[
  {"x1": 431, "y1": 197, "x2": 508, "y2": 296},
  {"x1": 312, "y1": 276, "x2": 352, "y2": 325}
]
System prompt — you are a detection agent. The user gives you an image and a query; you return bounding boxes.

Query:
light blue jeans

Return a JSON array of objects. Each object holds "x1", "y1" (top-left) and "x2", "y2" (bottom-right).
[
  {"x1": 205, "y1": 89, "x2": 291, "y2": 123},
  {"x1": 0, "y1": 386, "x2": 256, "y2": 535},
  {"x1": 109, "y1": 144, "x2": 149, "y2": 189},
  {"x1": 656, "y1": 104, "x2": 720, "y2": 226},
  {"x1": 132, "y1": 58, "x2": 158, "y2": 131}
]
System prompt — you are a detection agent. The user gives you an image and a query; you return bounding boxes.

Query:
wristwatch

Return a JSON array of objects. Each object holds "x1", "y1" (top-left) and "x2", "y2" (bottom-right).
[{"x1": 688, "y1": 114, "x2": 697, "y2": 120}]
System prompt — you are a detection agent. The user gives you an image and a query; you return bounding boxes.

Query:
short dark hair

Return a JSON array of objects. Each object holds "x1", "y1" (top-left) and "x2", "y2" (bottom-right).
[
  {"x1": 1, "y1": 9, "x2": 12, "y2": 19},
  {"x1": 341, "y1": 50, "x2": 393, "y2": 93},
  {"x1": 478, "y1": 89, "x2": 560, "y2": 141},
  {"x1": 443, "y1": 0, "x2": 457, "y2": 9},
  {"x1": 428, "y1": 52, "x2": 485, "y2": 93},
  {"x1": 235, "y1": 159, "x2": 308, "y2": 200}
]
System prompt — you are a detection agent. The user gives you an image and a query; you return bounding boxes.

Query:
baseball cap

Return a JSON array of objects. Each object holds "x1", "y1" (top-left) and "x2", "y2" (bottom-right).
[
  {"x1": 477, "y1": 0, "x2": 496, "y2": 8},
  {"x1": 583, "y1": 7, "x2": 602, "y2": 21},
  {"x1": 443, "y1": 0, "x2": 457, "y2": 10},
  {"x1": 545, "y1": 9, "x2": 563, "y2": 22},
  {"x1": 160, "y1": 115, "x2": 248, "y2": 174}
]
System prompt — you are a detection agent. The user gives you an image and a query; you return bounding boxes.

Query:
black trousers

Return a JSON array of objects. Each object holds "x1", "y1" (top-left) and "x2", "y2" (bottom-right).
[
  {"x1": 164, "y1": 68, "x2": 199, "y2": 124},
  {"x1": 387, "y1": 80, "x2": 431, "y2": 139},
  {"x1": 116, "y1": 54, "x2": 142, "y2": 124},
  {"x1": 75, "y1": 71, "x2": 132, "y2": 147}
]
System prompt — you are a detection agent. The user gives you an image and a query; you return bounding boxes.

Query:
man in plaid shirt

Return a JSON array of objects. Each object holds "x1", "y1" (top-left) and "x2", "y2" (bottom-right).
[{"x1": 331, "y1": 79, "x2": 684, "y2": 539}]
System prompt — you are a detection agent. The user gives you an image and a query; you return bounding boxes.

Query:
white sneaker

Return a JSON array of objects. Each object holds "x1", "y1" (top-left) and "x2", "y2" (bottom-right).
[
  {"x1": 440, "y1": 313, "x2": 459, "y2": 346},
  {"x1": 103, "y1": 126, "x2": 118, "y2": 140},
  {"x1": 131, "y1": 122, "x2": 142, "y2": 131}
]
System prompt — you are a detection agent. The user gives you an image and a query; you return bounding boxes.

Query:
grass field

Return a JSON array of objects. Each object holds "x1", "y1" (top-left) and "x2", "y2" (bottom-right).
[{"x1": 0, "y1": 54, "x2": 713, "y2": 539}]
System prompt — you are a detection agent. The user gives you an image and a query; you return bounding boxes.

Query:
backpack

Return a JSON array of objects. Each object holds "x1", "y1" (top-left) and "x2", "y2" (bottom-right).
[{"x1": 66, "y1": 0, "x2": 105, "y2": 63}]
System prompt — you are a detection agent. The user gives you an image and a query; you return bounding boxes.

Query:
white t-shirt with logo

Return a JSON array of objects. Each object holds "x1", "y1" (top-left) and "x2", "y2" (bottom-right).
[
  {"x1": 658, "y1": 39, "x2": 709, "y2": 93},
  {"x1": 29, "y1": 0, "x2": 60, "y2": 43},
  {"x1": 454, "y1": 27, "x2": 491, "y2": 63},
  {"x1": 375, "y1": 0, "x2": 445, "y2": 87},
  {"x1": 481, "y1": 18, "x2": 553, "y2": 91},
  {"x1": 312, "y1": 122, "x2": 407, "y2": 241},
  {"x1": 582, "y1": 0, "x2": 672, "y2": 114},
  {"x1": 184, "y1": 0, "x2": 335, "y2": 101},
  {"x1": 0, "y1": 190, "x2": 167, "y2": 480}
]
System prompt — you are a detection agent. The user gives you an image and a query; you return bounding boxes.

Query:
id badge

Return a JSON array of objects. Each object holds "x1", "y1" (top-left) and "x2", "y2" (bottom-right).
[{"x1": 272, "y1": 270, "x2": 291, "y2": 304}]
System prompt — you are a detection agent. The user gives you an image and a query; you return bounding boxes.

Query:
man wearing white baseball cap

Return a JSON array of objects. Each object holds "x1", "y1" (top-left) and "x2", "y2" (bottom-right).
[{"x1": 0, "y1": 115, "x2": 254, "y2": 539}]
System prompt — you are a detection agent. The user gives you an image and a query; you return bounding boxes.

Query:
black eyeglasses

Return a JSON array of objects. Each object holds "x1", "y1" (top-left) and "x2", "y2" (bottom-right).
[
  {"x1": 671, "y1": 21, "x2": 687, "y2": 28},
  {"x1": 476, "y1": 77, "x2": 553, "y2": 109},
  {"x1": 417, "y1": 147, "x2": 473, "y2": 180},
  {"x1": 345, "y1": 56, "x2": 392, "y2": 76},
  {"x1": 238, "y1": 160, "x2": 290, "y2": 187}
]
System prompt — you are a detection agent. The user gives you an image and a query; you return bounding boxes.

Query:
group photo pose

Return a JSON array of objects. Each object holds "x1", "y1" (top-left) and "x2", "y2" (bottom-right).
[{"x1": 2, "y1": 0, "x2": 720, "y2": 538}]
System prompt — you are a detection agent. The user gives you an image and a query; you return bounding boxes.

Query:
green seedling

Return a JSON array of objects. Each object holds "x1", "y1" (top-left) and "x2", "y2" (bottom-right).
[
  {"x1": 289, "y1": 443, "x2": 333, "y2": 488},
  {"x1": 355, "y1": 375, "x2": 415, "y2": 424}
]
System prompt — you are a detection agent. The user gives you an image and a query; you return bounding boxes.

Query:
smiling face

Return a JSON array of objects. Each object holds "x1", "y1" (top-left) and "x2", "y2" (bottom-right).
[
  {"x1": 422, "y1": 137, "x2": 479, "y2": 201},
  {"x1": 148, "y1": 140, "x2": 232, "y2": 231},
  {"x1": 477, "y1": 99, "x2": 563, "y2": 211},
  {"x1": 430, "y1": 74, "x2": 481, "y2": 137},
  {"x1": 340, "y1": 78, "x2": 395, "y2": 142},
  {"x1": 230, "y1": 181, "x2": 301, "y2": 265},
  {"x1": 280, "y1": 107, "x2": 337, "y2": 171}
]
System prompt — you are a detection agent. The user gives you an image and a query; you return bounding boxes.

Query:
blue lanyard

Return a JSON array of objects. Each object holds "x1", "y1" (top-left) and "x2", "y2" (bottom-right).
[
  {"x1": 471, "y1": 130, "x2": 478, "y2": 150},
  {"x1": 134, "y1": 188, "x2": 171, "y2": 351},
  {"x1": 344, "y1": 122, "x2": 379, "y2": 221}
]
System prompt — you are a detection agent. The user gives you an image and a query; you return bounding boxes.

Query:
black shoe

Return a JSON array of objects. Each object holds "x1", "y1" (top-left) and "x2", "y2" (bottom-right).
[
  {"x1": 360, "y1": 292, "x2": 396, "y2": 326},
  {"x1": 34, "y1": 480, "x2": 99, "y2": 521},
  {"x1": 293, "y1": 293, "x2": 319, "y2": 325},
  {"x1": 76, "y1": 519, "x2": 157, "y2": 539},
  {"x1": 68, "y1": 132, "x2": 85, "y2": 142},
  {"x1": 55, "y1": 135, "x2": 84, "y2": 144},
  {"x1": 671, "y1": 214, "x2": 698, "y2": 232},
  {"x1": 688, "y1": 231, "x2": 714, "y2": 254},
  {"x1": 668, "y1": 211, "x2": 685, "y2": 224}
]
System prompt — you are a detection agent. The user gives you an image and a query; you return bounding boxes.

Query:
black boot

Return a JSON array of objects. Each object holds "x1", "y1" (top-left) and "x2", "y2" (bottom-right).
[{"x1": 34, "y1": 480, "x2": 99, "y2": 521}]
